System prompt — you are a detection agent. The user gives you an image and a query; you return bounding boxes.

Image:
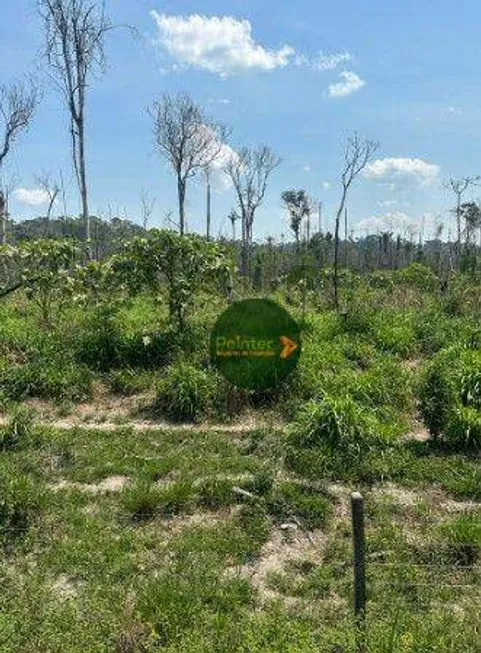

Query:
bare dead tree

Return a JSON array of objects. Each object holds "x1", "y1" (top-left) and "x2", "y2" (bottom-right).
[
  {"x1": 0, "y1": 78, "x2": 38, "y2": 245},
  {"x1": 140, "y1": 189, "x2": 155, "y2": 231},
  {"x1": 150, "y1": 93, "x2": 230, "y2": 236},
  {"x1": 204, "y1": 166, "x2": 212, "y2": 240},
  {"x1": 39, "y1": 0, "x2": 113, "y2": 255},
  {"x1": 443, "y1": 176, "x2": 480, "y2": 265},
  {"x1": 333, "y1": 133, "x2": 379, "y2": 309},
  {"x1": 36, "y1": 172, "x2": 60, "y2": 236},
  {"x1": 224, "y1": 145, "x2": 281, "y2": 276}
]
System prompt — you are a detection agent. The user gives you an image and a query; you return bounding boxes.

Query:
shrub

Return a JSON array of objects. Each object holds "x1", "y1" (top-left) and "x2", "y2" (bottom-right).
[
  {"x1": 396, "y1": 263, "x2": 439, "y2": 292},
  {"x1": 155, "y1": 362, "x2": 217, "y2": 422}
]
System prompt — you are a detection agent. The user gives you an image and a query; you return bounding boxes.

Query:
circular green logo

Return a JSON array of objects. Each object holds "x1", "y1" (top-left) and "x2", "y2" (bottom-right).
[{"x1": 210, "y1": 299, "x2": 301, "y2": 390}]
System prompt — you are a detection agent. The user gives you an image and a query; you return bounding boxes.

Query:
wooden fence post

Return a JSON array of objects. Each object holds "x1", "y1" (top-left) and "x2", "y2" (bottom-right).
[{"x1": 351, "y1": 491, "x2": 366, "y2": 650}]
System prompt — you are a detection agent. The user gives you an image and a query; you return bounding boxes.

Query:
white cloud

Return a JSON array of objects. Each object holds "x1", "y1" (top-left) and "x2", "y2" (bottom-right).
[
  {"x1": 328, "y1": 70, "x2": 365, "y2": 97},
  {"x1": 314, "y1": 51, "x2": 352, "y2": 71},
  {"x1": 13, "y1": 187, "x2": 50, "y2": 206},
  {"x1": 377, "y1": 199, "x2": 397, "y2": 208},
  {"x1": 322, "y1": 181, "x2": 331, "y2": 189},
  {"x1": 203, "y1": 133, "x2": 238, "y2": 191},
  {"x1": 357, "y1": 211, "x2": 419, "y2": 235},
  {"x1": 364, "y1": 157, "x2": 440, "y2": 186},
  {"x1": 208, "y1": 97, "x2": 231, "y2": 105},
  {"x1": 151, "y1": 12, "x2": 295, "y2": 76},
  {"x1": 446, "y1": 105, "x2": 461, "y2": 115},
  {"x1": 302, "y1": 165, "x2": 311, "y2": 172}
]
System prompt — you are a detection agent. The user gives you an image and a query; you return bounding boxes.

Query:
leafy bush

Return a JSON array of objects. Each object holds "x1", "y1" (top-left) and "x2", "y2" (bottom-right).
[
  {"x1": 396, "y1": 263, "x2": 439, "y2": 292},
  {"x1": 155, "y1": 362, "x2": 217, "y2": 422}
]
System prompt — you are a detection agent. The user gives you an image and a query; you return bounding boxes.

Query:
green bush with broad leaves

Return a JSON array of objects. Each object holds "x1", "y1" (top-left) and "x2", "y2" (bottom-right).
[{"x1": 116, "y1": 229, "x2": 229, "y2": 332}]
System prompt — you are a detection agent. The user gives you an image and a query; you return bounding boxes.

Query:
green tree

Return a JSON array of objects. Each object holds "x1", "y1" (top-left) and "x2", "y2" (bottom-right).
[
  {"x1": 0, "y1": 238, "x2": 85, "y2": 324},
  {"x1": 118, "y1": 229, "x2": 229, "y2": 331},
  {"x1": 281, "y1": 189, "x2": 312, "y2": 252}
]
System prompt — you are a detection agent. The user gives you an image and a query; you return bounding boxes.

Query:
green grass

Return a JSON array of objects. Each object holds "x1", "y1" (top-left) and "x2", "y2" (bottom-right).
[
  {"x1": 1, "y1": 275, "x2": 481, "y2": 650},
  {"x1": 0, "y1": 419, "x2": 479, "y2": 651}
]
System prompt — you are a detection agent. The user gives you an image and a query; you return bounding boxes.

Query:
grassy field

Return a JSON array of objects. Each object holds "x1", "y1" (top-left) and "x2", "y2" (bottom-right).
[
  {"x1": 1, "y1": 261, "x2": 481, "y2": 651},
  {"x1": 0, "y1": 418, "x2": 480, "y2": 652}
]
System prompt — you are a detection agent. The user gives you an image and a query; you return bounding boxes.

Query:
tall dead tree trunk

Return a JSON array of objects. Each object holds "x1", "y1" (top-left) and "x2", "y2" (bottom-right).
[
  {"x1": 443, "y1": 176, "x2": 480, "y2": 268},
  {"x1": 0, "y1": 191, "x2": 5, "y2": 246},
  {"x1": 40, "y1": 0, "x2": 113, "y2": 258},
  {"x1": 0, "y1": 78, "x2": 38, "y2": 245},
  {"x1": 225, "y1": 145, "x2": 281, "y2": 280},
  {"x1": 150, "y1": 93, "x2": 230, "y2": 237},
  {"x1": 333, "y1": 133, "x2": 379, "y2": 310}
]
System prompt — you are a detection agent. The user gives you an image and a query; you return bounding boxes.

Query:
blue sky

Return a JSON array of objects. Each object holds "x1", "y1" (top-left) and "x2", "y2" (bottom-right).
[{"x1": 1, "y1": 0, "x2": 481, "y2": 241}]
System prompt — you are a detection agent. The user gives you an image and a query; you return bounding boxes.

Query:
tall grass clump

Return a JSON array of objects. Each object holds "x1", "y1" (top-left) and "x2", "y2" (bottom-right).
[
  {"x1": 418, "y1": 347, "x2": 481, "y2": 450},
  {"x1": 155, "y1": 362, "x2": 218, "y2": 422},
  {"x1": 285, "y1": 395, "x2": 382, "y2": 479},
  {"x1": 0, "y1": 463, "x2": 43, "y2": 549},
  {"x1": 0, "y1": 405, "x2": 36, "y2": 451}
]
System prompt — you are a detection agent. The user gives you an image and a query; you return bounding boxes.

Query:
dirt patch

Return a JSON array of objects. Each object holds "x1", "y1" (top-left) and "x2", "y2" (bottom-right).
[
  {"x1": 49, "y1": 574, "x2": 82, "y2": 601},
  {"x1": 371, "y1": 483, "x2": 481, "y2": 515},
  {"x1": 238, "y1": 526, "x2": 327, "y2": 601},
  {"x1": 0, "y1": 403, "x2": 285, "y2": 435},
  {"x1": 48, "y1": 475, "x2": 131, "y2": 494},
  {"x1": 371, "y1": 483, "x2": 427, "y2": 507},
  {"x1": 402, "y1": 423, "x2": 430, "y2": 442}
]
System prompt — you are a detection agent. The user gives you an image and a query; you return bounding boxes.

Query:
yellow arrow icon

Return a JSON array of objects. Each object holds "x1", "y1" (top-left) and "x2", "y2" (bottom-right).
[{"x1": 280, "y1": 336, "x2": 298, "y2": 359}]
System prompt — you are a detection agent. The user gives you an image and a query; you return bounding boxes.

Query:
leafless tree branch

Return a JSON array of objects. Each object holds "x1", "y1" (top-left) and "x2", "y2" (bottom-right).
[{"x1": 150, "y1": 93, "x2": 231, "y2": 235}]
